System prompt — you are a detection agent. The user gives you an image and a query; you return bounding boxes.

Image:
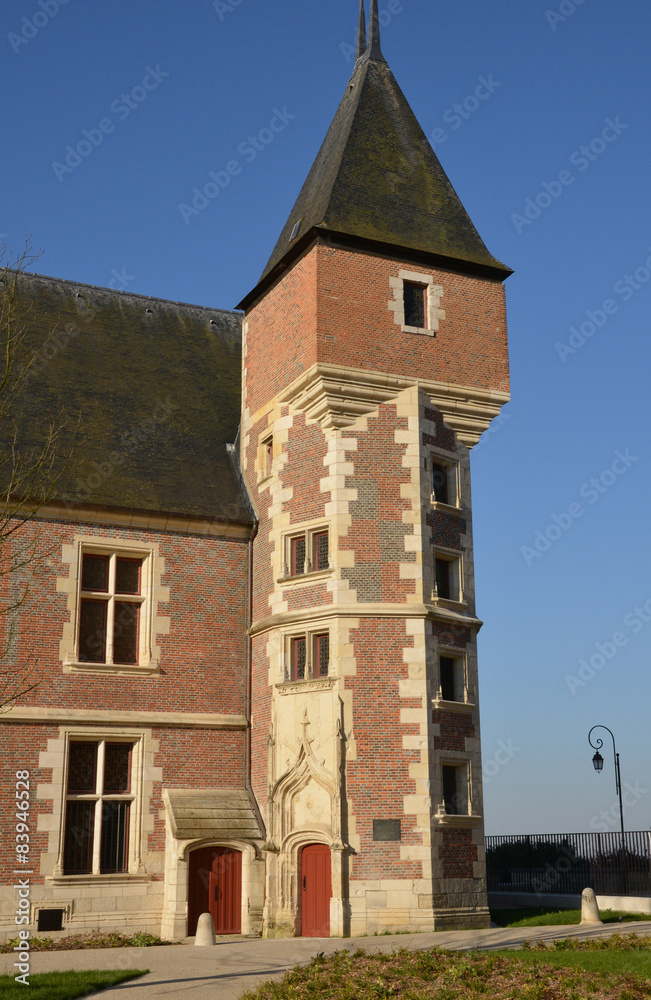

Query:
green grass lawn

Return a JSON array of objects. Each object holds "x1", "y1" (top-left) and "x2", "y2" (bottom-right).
[
  {"x1": 241, "y1": 939, "x2": 651, "y2": 1000},
  {"x1": 490, "y1": 906, "x2": 651, "y2": 927},
  {"x1": 0, "y1": 969, "x2": 146, "y2": 999},
  {"x1": 496, "y1": 946, "x2": 651, "y2": 980}
]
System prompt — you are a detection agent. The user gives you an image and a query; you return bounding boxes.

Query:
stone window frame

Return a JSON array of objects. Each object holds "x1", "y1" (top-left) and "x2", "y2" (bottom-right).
[
  {"x1": 278, "y1": 520, "x2": 332, "y2": 584},
  {"x1": 281, "y1": 624, "x2": 332, "y2": 684},
  {"x1": 59, "y1": 535, "x2": 169, "y2": 677},
  {"x1": 441, "y1": 760, "x2": 470, "y2": 816},
  {"x1": 429, "y1": 447, "x2": 461, "y2": 514},
  {"x1": 49, "y1": 726, "x2": 148, "y2": 882},
  {"x1": 257, "y1": 431, "x2": 274, "y2": 484},
  {"x1": 62, "y1": 737, "x2": 136, "y2": 876},
  {"x1": 435, "y1": 754, "x2": 482, "y2": 827},
  {"x1": 432, "y1": 544, "x2": 464, "y2": 607},
  {"x1": 433, "y1": 647, "x2": 472, "y2": 710},
  {"x1": 388, "y1": 269, "x2": 445, "y2": 338}
]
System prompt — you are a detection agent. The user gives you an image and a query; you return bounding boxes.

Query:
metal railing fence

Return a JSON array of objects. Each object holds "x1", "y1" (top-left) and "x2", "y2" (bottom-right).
[{"x1": 485, "y1": 831, "x2": 651, "y2": 897}]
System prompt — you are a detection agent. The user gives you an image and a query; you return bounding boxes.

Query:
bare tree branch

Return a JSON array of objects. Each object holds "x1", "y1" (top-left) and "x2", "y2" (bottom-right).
[{"x1": 0, "y1": 240, "x2": 73, "y2": 710}]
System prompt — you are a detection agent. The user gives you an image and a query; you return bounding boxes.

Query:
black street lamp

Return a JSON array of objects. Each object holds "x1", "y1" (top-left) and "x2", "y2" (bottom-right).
[{"x1": 588, "y1": 725, "x2": 626, "y2": 894}]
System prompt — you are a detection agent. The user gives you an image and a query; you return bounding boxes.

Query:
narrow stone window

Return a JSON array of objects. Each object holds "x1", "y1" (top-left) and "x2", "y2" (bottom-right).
[
  {"x1": 432, "y1": 463, "x2": 450, "y2": 505},
  {"x1": 291, "y1": 536, "x2": 306, "y2": 576},
  {"x1": 442, "y1": 764, "x2": 469, "y2": 815},
  {"x1": 403, "y1": 281, "x2": 427, "y2": 328},
  {"x1": 292, "y1": 636, "x2": 307, "y2": 680},
  {"x1": 263, "y1": 436, "x2": 273, "y2": 477},
  {"x1": 314, "y1": 633, "x2": 329, "y2": 677},
  {"x1": 440, "y1": 656, "x2": 455, "y2": 701},
  {"x1": 435, "y1": 558, "x2": 451, "y2": 600},
  {"x1": 313, "y1": 531, "x2": 329, "y2": 572}
]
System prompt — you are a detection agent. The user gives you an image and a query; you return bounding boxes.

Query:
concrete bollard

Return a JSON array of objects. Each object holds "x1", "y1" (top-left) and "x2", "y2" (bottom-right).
[
  {"x1": 195, "y1": 911, "x2": 216, "y2": 945},
  {"x1": 580, "y1": 887, "x2": 602, "y2": 925}
]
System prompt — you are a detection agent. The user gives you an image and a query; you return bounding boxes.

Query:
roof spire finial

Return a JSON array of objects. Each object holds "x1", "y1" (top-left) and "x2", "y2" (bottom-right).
[
  {"x1": 356, "y1": 0, "x2": 367, "y2": 62},
  {"x1": 367, "y1": 0, "x2": 385, "y2": 61}
]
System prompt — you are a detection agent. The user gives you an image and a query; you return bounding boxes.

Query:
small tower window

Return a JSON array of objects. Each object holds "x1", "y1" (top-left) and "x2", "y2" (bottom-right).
[
  {"x1": 315, "y1": 633, "x2": 329, "y2": 677},
  {"x1": 403, "y1": 282, "x2": 427, "y2": 329},
  {"x1": 432, "y1": 463, "x2": 449, "y2": 504},
  {"x1": 313, "y1": 531, "x2": 329, "y2": 572},
  {"x1": 442, "y1": 763, "x2": 469, "y2": 815},
  {"x1": 292, "y1": 637, "x2": 307, "y2": 680},
  {"x1": 291, "y1": 536, "x2": 306, "y2": 576},
  {"x1": 435, "y1": 558, "x2": 451, "y2": 600}
]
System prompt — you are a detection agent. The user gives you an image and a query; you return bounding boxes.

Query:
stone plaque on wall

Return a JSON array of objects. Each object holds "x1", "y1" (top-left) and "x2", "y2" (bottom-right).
[{"x1": 373, "y1": 819, "x2": 401, "y2": 842}]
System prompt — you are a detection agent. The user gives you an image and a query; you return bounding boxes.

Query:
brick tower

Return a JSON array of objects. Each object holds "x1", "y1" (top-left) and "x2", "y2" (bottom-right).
[{"x1": 239, "y1": 0, "x2": 511, "y2": 936}]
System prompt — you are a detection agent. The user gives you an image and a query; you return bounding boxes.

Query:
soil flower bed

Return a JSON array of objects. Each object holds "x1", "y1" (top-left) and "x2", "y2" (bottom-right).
[
  {"x1": 0, "y1": 931, "x2": 174, "y2": 954},
  {"x1": 242, "y1": 939, "x2": 651, "y2": 1000}
]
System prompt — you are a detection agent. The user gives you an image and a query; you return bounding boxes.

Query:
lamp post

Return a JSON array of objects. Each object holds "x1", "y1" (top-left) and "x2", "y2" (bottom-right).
[{"x1": 588, "y1": 725, "x2": 626, "y2": 895}]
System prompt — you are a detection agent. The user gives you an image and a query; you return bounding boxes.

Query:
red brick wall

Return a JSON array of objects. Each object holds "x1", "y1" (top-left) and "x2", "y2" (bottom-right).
[
  {"x1": 148, "y1": 727, "x2": 247, "y2": 858},
  {"x1": 282, "y1": 416, "x2": 329, "y2": 525},
  {"x1": 0, "y1": 724, "x2": 57, "y2": 886},
  {"x1": 440, "y1": 829, "x2": 477, "y2": 879},
  {"x1": 316, "y1": 244, "x2": 509, "y2": 393},
  {"x1": 245, "y1": 249, "x2": 318, "y2": 416},
  {"x1": 7, "y1": 518, "x2": 248, "y2": 716},
  {"x1": 346, "y1": 619, "x2": 421, "y2": 880},
  {"x1": 246, "y1": 244, "x2": 508, "y2": 418},
  {"x1": 340, "y1": 404, "x2": 415, "y2": 604},
  {"x1": 433, "y1": 711, "x2": 475, "y2": 751}
]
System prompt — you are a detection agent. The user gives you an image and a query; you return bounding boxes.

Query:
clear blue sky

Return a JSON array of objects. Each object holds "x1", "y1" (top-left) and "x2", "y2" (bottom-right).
[{"x1": 2, "y1": 0, "x2": 650, "y2": 836}]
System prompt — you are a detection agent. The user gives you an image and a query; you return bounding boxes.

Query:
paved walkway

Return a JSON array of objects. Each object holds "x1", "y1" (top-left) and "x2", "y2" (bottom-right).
[{"x1": 2, "y1": 921, "x2": 651, "y2": 999}]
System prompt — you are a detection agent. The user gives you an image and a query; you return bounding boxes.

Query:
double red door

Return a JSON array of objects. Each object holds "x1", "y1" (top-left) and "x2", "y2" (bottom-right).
[
  {"x1": 188, "y1": 846, "x2": 242, "y2": 936},
  {"x1": 301, "y1": 844, "x2": 331, "y2": 937}
]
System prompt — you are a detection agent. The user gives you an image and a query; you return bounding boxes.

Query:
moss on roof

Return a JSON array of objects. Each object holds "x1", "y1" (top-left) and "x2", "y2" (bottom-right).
[
  {"x1": 259, "y1": 57, "x2": 511, "y2": 286},
  {"x1": 4, "y1": 272, "x2": 253, "y2": 525}
]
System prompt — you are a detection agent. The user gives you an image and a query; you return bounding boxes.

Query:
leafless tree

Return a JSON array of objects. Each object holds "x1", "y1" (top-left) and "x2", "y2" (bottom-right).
[{"x1": 0, "y1": 242, "x2": 69, "y2": 710}]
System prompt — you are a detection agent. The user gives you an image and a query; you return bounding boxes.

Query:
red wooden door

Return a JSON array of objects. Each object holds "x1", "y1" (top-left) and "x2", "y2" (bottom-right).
[
  {"x1": 301, "y1": 844, "x2": 331, "y2": 937},
  {"x1": 188, "y1": 847, "x2": 242, "y2": 936}
]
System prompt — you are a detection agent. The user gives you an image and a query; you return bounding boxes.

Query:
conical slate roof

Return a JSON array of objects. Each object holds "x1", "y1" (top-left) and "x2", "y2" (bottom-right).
[{"x1": 252, "y1": 47, "x2": 510, "y2": 299}]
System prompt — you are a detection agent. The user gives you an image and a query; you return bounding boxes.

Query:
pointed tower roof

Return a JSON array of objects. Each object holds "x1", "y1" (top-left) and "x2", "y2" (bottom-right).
[
  {"x1": 355, "y1": 0, "x2": 367, "y2": 61},
  {"x1": 239, "y1": 6, "x2": 510, "y2": 309}
]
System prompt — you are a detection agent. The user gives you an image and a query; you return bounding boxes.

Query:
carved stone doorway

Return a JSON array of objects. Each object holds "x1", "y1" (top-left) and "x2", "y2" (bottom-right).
[{"x1": 300, "y1": 843, "x2": 331, "y2": 937}]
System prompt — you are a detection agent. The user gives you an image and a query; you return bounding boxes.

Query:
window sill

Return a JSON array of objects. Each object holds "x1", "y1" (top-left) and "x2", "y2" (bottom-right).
[
  {"x1": 435, "y1": 813, "x2": 482, "y2": 829},
  {"x1": 276, "y1": 676, "x2": 337, "y2": 695},
  {"x1": 402, "y1": 324, "x2": 436, "y2": 338},
  {"x1": 431, "y1": 597, "x2": 468, "y2": 613},
  {"x1": 277, "y1": 567, "x2": 333, "y2": 586},
  {"x1": 63, "y1": 660, "x2": 160, "y2": 677},
  {"x1": 430, "y1": 499, "x2": 463, "y2": 517},
  {"x1": 48, "y1": 873, "x2": 151, "y2": 886},
  {"x1": 432, "y1": 699, "x2": 475, "y2": 715}
]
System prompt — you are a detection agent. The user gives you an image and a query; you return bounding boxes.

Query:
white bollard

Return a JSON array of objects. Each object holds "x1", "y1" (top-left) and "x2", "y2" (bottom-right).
[
  {"x1": 195, "y1": 911, "x2": 216, "y2": 945},
  {"x1": 580, "y1": 887, "x2": 602, "y2": 925}
]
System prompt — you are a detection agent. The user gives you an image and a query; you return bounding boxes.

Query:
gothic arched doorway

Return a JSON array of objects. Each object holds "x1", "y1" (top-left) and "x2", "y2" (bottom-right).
[{"x1": 300, "y1": 843, "x2": 331, "y2": 937}]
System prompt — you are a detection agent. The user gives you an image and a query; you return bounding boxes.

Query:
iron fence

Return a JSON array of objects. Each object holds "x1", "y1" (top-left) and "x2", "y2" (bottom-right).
[{"x1": 485, "y1": 831, "x2": 651, "y2": 897}]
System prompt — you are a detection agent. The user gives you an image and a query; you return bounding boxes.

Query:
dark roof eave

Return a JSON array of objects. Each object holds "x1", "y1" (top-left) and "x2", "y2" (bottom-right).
[
  {"x1": 30, "y1": 497, "x2": 256, "y2": 533},
  {"x1": 237, "y1": 226, "x2": 513, "y2": 312}
]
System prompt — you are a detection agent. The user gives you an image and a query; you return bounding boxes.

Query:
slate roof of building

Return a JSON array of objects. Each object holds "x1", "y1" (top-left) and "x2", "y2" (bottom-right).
[
  {"x1": 247, "y1": 55, "x2": 511, "y2": 306},
  {"x1": 5, "y1": 271, "x2": 253, "y2": 525}
]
